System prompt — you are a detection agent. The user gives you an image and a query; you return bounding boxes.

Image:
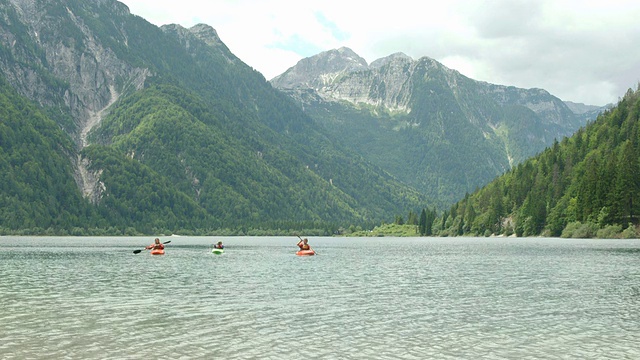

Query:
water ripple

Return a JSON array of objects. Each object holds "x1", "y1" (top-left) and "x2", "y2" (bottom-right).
[{"x1": 1, "y1": 236, "x2": 639, "y2": 359}]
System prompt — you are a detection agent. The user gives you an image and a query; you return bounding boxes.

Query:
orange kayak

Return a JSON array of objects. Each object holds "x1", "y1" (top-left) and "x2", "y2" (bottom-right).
[
  {"x1": 150, "y1": 249, "x2": 165, "y2": 255},
  {"x1": 296, "y1": 249, "x2": 315, "y2": 256}
]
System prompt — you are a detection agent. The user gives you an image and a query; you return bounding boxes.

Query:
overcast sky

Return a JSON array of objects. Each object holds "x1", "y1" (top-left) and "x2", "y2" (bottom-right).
[{"x1": 120, "y1": 0, "x2": 639, "y2": 106}]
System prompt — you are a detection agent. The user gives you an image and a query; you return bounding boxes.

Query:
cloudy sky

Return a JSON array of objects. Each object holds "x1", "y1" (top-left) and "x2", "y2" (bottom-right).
[{"x1": 120, "y1": 0, "x2": 639, "y2": 106}]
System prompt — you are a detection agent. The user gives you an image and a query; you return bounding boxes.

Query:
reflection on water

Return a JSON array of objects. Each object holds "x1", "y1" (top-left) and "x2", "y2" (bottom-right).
[{"x1": 1, "y1": 236, "x2": 639, "y2": 359}]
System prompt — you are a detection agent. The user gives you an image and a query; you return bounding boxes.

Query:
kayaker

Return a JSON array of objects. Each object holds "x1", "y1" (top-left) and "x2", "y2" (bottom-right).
[
  {"x1": 297, "y1": 238, "x2": 311, "y2": 251},
  {"x1": 146, "y1": 238, "x2": 165, "y2": 251},
  {"x1": 213, "y1": 241, "x2": 224, "y2": 249}
]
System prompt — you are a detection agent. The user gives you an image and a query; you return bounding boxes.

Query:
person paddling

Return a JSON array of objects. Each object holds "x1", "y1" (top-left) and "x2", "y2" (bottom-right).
[
  {"x1": 296, "y1": 236, "x2": 317, "y2": 256},
  {"x1": 297, "y1": 237, "x2": 311, "y2": 251},
  {"x1": 213, "y1": 241, "x2": 224, "y2": 249},
  {"x1": 146, "y1": 238, "x2": 165, "y2": 251}
]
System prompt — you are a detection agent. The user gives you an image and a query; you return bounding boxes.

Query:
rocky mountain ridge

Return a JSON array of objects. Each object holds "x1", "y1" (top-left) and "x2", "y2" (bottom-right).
[
  {"x1": 271, "y1": 47, "x2": 598, "y2": 204},
  {"x1": 272, "y1": 47, "x2": 591, "y2": 128}
]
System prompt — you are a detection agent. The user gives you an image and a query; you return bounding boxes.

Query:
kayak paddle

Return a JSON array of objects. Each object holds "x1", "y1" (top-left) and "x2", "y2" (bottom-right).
[{"x1": 133, "y1": 240, "x2": 171, "y2": 254}]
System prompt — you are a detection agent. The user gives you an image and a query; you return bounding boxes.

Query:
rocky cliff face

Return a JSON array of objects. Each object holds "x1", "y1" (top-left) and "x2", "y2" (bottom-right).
[
  {"x1": 478, "y1": 84, "x2": 579, "y2": 128},
  {"x1": 271, "y1": 47, "x2": 596, "y2": 205},
  {"x1": 161, "y1": 23, "x2": 228, "y2": 56},
  {"x1": 272, "y1": 47, "x2": 367, "y2": 88},
  {"x1": 272, "y1": 47, "x2": 584, "y2": 132},
  {"x1": 273, "y1": 48, "x2": 414, "y2": 112},
  {"x1": 0, "y1": 0, "x2": 150, "y2": 201},
  {"x1": 2, "y1": 0, "x2": 150, "y2": 142},
  {"x1": 181, "y1": 23, "x2": 225, "y2": 49}
]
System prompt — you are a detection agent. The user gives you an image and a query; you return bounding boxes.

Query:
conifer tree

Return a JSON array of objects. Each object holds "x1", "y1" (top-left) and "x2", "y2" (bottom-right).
[
  {"x1": 419, "y1": 208, "x2": 427, "y2": 235},
  {"x1": 613, "y1": 140, "x2": 640, "y2": 225}
]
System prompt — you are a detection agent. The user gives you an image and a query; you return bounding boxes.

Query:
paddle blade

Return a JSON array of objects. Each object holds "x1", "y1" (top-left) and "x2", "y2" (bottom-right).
[
  {"x1": 163, "y1": 241, "x2": 171, "y2": 244},
  {"x1": 133, "y1": 249, "x2": 143, "y2": 254}
]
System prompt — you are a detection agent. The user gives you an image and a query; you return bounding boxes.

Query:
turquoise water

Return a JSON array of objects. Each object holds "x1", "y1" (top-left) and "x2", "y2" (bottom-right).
[{"x1": 1, "y1": 236, "x2": 639, "y2": 359}]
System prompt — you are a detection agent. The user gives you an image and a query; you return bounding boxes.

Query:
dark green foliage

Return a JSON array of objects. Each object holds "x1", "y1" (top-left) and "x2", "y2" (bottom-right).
[
  {"x1": 406, "y1": 210, "x2": 419, "y2": 225},
  {"x1": 419, "y1": 209, "x2": 427, "y2": 235},
  {"x1": 0, "y1": 76, "x2": 93, "y2": 231},
  {"x1": 0, "y1": 0, "x2": 431, "y2": 234},
  {"x1": 82, "y1": 145, "x2": 214, "y2": 232},
  {"x1": 85, "y1": 81, "x2": 428, "y2": 231},
  {"x1": 440, "y1": 87, "x2": 640, "y2": 237},
  {"x1": 417, "y1": 207, "x2": 437, "y2": 236},
  {"x1": 285, "y1": 61, "x2": 584, "y2": 210},
  {"x1": 297, "y1": 90, "x2": 504, "y2": 209}
]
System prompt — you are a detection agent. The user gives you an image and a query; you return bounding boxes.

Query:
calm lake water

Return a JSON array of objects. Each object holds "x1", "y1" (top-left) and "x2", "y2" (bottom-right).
[{"x1": 1, "y1": 236, "x2": 639, "y2": 359}]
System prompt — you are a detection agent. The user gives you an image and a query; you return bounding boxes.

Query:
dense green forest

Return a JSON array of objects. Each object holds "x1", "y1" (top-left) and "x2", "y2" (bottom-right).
[
  {"x1": 429, "y1": 87, "x2": 640, "y2": 238},
  {"x1": 0, "y1": 78, "x2": 96, "y2": 234},
  {"x1": 83, "y1": 83, "x2": 426, "y2": 232},
  {"x1": 0, "y1": 78, "x2": 426, "y2": 236},
  {"x1": 0, "y1": 0, "x2": 430, "y2": 236}
]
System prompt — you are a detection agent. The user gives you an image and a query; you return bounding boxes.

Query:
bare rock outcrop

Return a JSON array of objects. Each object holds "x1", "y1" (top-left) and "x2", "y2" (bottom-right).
[{"x1": 1, "y1": 0, "x2": 151, "y2": 202}]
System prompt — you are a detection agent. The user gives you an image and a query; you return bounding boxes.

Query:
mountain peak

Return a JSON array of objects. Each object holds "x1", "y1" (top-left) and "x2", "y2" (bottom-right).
[
  {"x1": 188, "y1": 23, "x2": 224, "y2": 47},
  {"x1": 327, "y1": 47, "x2": 369, "y2": 69},
  {"x1": 370, "y1": 52, "x2": 413, "y2": 69},
  {"x1": 160, "y1": 23, "x2": 223, "y2": 47},
  {"x1": 270, "y1": 47, "x2": 367, "y2": 87}
]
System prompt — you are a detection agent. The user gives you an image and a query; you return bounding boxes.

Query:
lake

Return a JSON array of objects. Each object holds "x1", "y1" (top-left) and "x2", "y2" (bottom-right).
[{"x1": 1, "y1": 236, "x2": 639, "y2": 359}]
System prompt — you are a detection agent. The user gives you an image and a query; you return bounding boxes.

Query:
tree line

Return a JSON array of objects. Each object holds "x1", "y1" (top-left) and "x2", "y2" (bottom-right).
[{"x1": 433, "y1": 87, "x2": 640, "y2": 238}]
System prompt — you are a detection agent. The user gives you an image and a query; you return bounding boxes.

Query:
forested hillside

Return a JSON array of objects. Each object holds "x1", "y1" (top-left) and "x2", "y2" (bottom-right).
[
  {"x1": 86, "y1": 83, "x2": 427, "y2": 231},
  {"x1": 0, "y1": 0, "x2": 427, "y2": 235},
  {"x1": 272, "y1": 48, "x2": 595, "y2": 208},
  {"x1": 0, "y1": 77, "x2": 95, "y2": 233},
  {"x1": 436, "y1": 87, "x2": 640, "y2": 238}
]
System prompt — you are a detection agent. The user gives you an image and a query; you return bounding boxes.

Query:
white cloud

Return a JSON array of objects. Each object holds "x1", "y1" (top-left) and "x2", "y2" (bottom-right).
[{"x1": 121, "y1": 0, "x2": 640, "y2": 105}]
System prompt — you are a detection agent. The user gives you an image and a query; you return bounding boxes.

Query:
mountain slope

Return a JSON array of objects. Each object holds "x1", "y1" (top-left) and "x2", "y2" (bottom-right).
[
  {"x1": 0, "y1": 0, "x2": 427, "y2": 234},
  {"x1": 0, "y1": 76, "x2": 94, "y2": 233},
  {"x1": 438, "y1": 87, "x2": 640, "y2": 237},
  {"x1": 271, "y1": 48, "x2": 595, "y2": 207}
]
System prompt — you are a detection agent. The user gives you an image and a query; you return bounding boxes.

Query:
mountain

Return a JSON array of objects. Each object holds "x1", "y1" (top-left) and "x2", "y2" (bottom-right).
[
  {"x1": 436, "y1": 88, "x2": 640, "y2": 237},
  {"x1": 0, "y1": 75, "x2": 96, "y2": 232},
  {"x1": 564, "y1": 100, "x2": 612, "y2": 123},
  {"x1": 0, "y1": 0, "x2": 426, "y2": 235},
  {"x1": 564, "y1": 101, "x2": 605, "y2": 115},
  {"x1": 271, "y1": 47, "x2": 598, "y2": 207}
]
